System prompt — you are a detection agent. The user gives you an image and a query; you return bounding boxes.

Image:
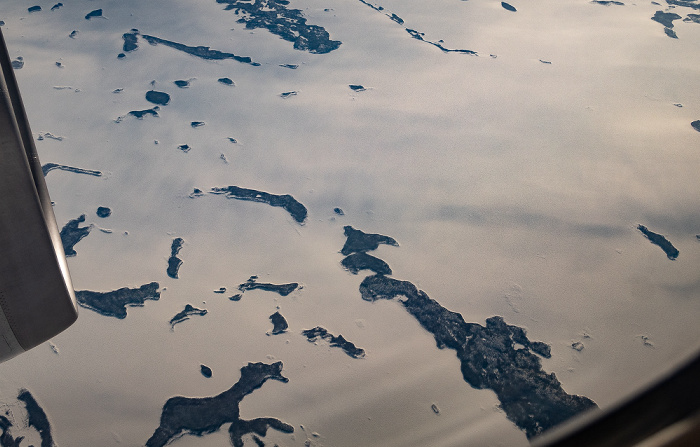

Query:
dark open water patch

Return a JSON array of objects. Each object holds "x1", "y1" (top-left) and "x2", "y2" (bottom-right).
[
  {"x1": 216, "y1": 0, "x2": 341, "y2": 54},
  {"x1": 96, "y1": 206, "x2": 112, "y2": 218},
  {"x1": 42, "y1": 162, "x2": 102, "y2": 177},
  {"x1": 167, "y1": 237, "x2": 185, "y2": 278},
  {"x1": 269, "y1": 311, "x2": 289, "y2": 334},
  {"x1": 652, "y1": 10, "x2": 682, "y2": 28},
  {"x1": 122, "y1": 107, "x2": 160, "y2": 120},
  {"x1": 85, "y1": 9, "x2": 103, "y2": 20},
  {"x1": 123, "y1": 29, "x2": 139, "y2": 52},
  {"x1": 652, "y1": 11, "x2": 682, "y2": 37},
  {"x1": 120, "y1": 29, "x2": 259, "y2": 64},
  {"x1": 237, "y1": 275, "x2": 299, "y2": 296},
  {"x1": 146, "y1": 90, "x2": 171, "y2": 106},
  {"x1": 302, "y1": 326, "x2": 366, "y2": 358},
  {"x1": 501, "y1": 2, "x2": 517, "y2": 11},
  {"x1": 76, "y1": 282, "x2": 160, "y2": 319},
  {"x1": 342, "y1": 252, "x2": 392, "y2": 275},
  {"x1": 665, "y1": 0, "x2": 700, "y2": 10},
  {"x1": 170, "y1": 304, "x2": 207, "y2": 329},
  {"x1": 147, "y1": 32, "x2": 258, "y2": 64},
  {"x1": 189, "y1": 188, "x2": 205, "y2": 198},
  {"x1": 60, "y1": 214, "x2": 92, "y2": 257},
  {"x1": 218, "y1": 77, "x2": 235, "y2": 85},
  {"x1": 356, "y1": 0, "x2": 477, "y2": 54},
  {"x1": 359, "y1": 274, "x2": 596, "y2": 438},
  {"x1": 691, "y1": 120, "x2": 700, "y2": 132},
  {"x1": 387, "y1": 13, "x2": 404, "y2": 24},
  {"x1": 343, "y1": 226, "x2": 597, "y2": 439},
  {"x1": 0, "y1": 389, "x2": 55, "y2": 446},
  {"x1": 145, "y1": 362, "x2": 293, "y2": 447},
  {"x1": 17, "y1": 389, "x2": 55, "y2": 447},
  {"x1": 405, "y1": 28, "x2": 477, "y2": 54},
  {"x1": 341, "y1": 225, "x2": 398, "y2": 255},
  {"x1": 210, "y1": 185, "x2": 308, "y2": 223},
  {"x1": 637, "y1": 224, "x2": 679, "y2": 260},
  {"x1": 37, "y1": 132, "x2": 64, "y2": 141}
]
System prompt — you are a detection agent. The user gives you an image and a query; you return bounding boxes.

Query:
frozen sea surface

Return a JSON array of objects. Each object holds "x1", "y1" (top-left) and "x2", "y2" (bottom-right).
[{"x1": 1, "y1": 0, "x2": 700, "y2": 445}]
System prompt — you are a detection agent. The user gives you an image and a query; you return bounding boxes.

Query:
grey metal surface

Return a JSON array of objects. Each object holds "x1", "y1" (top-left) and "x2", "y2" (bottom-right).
[
  {"x1": 0, "y1": 28, "x2": 77, "y2": 362},
  {"x1": 532, "y1": 351, "x2": 700, "y2": 447}
]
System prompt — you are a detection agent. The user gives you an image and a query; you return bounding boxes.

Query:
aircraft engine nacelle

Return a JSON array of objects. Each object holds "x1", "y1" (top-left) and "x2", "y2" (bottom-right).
[{"x1": 0, "y1": 29, "x2": 78, "y2": 363}]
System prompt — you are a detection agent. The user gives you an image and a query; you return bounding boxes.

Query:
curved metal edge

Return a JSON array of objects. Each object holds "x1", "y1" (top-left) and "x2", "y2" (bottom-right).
[
  {"x1": 0, "y1": 29, "x2": 77, "y2": 314},
  {"x1": 0, "y1": 302, "x2": 24, "y2": 362},
  {"x1": 0, "y1": 28, "x2": 78, "y2": 358}
]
